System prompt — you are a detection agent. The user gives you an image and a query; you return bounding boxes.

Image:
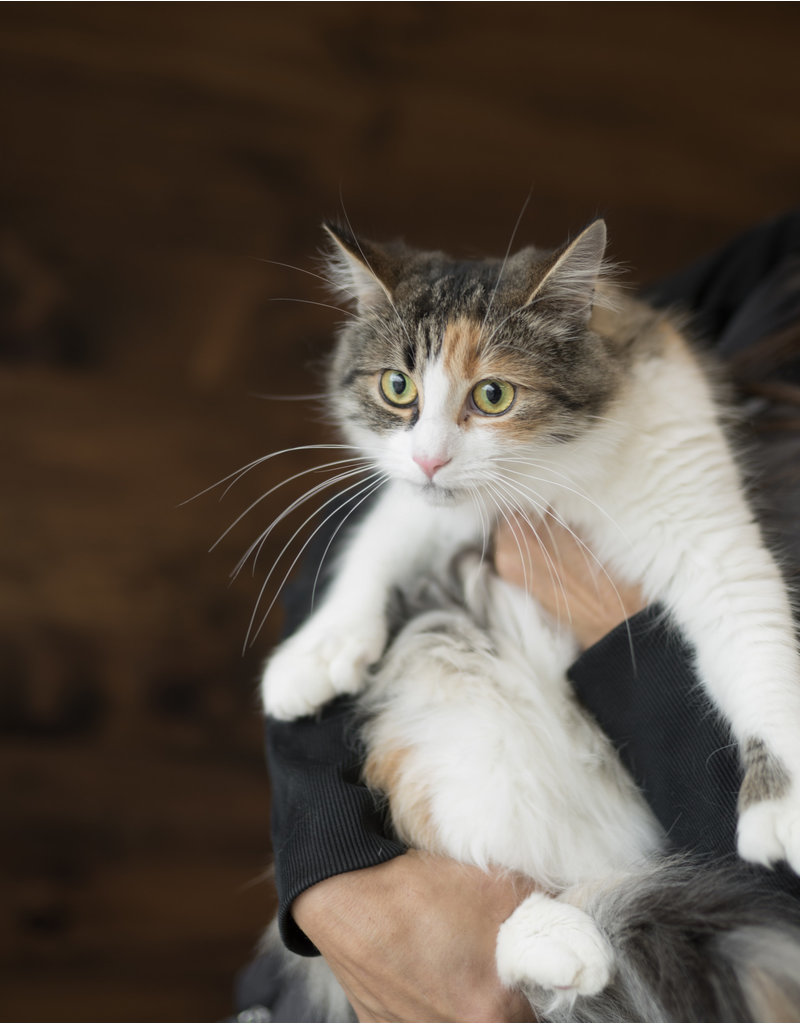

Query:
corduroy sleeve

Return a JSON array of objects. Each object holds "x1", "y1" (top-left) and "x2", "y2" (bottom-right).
[
  {"x1": 266, "y1": 698, "x2": 406, "y2": 956},
  {"x1": 264, "y1": 507, "x2": 406, "y2": 957},
  {"x1": 570, "y1": 606, "x2": 800, "y2": 901},
  {"x1": 568, "y1": 606, "x2": 742, "y2": 859}
]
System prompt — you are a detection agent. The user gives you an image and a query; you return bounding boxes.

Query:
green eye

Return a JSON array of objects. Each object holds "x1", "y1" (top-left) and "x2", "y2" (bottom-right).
[
  {"x1": 472, "y1": 379, "x2": 515, "y2": 415},
  {"x1": 380, "y1": 370, "x2": 418, "y2": 407}
]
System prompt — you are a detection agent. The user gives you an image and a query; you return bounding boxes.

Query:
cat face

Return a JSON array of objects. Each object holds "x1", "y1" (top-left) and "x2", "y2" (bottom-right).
[{"x1": 325, "y1": 221, "x2": 623, "y2": 505}]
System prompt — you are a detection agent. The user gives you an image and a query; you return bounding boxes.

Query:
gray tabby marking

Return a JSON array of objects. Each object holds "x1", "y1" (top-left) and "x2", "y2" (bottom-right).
[{"x1": 739, "y1": 737, "x2": 790, "y2": 810}]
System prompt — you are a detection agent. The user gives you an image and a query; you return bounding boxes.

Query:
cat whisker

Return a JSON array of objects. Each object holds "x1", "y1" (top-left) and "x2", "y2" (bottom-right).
[
  {"x1": 182, "y1": 442, "x2": 377, "y2": 505},
  {"x1": 232, "y1": 466, "x2": 384, "y2": 582},
  {"x1": 238, "y1": 467, "x2": 385, "y2": 611},
  {"x1": 245, "y1": 473, "x2": 388, "y2": 649},
  {"x1": 337, "y1": 200, "x2": 415, "y2": 352},
  {"x1": 495, "y1": 475, "x2": 577, "y2": 618},
  {"x1": 495, "y1": 471, "x2": 636, "y2": 664},
  {"x1": 481, "y1": 481, "x2": 536, "y2": 601},
  {"x1": 466, "y1": 486, "x2": 492, "y2": 572},
  {"x1": 479, "y1": 192, "x2": 532, "y2": 347},
  {"x1": 488, "y1": 478, "x2": 573, "y2": 629},
  {"x1": 222, "y1": 443, "x2": 385, "y2": 499},
  {"x1": 267, "y1": 295, "x2": 360, "y2": 320},
  {"x1": 308, "y1": 474, "x2": 391, "y2": 611},
  {"x1": 251, "y1": 255, "x2": 352, "y2": 293},
  {"x1": 249, "y1": 392, "x2": 327, "y2": 403},
  {"x1": 494, "y1": 456, "x2": 630, "y2": 543},
  {"x1": 211, "y1": 456, "x2": 377, "y2": 554}
]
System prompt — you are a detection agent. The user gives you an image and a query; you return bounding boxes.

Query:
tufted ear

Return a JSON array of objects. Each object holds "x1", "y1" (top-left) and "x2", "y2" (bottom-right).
[
  {"x1": 323, "y1": 222, "x2": 404, "y2": 312},
  {"x1": 526, "y1": 219, "x2": 608, "y2": 321}
]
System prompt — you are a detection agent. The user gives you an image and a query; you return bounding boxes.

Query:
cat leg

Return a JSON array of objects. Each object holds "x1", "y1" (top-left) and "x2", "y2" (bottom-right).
[
  {"x1": 495, "y1": 891, "x2": 614, "y2": 1012},
  {"x1": 676, "y1": 566, "x2": 800, "y2": 873},
  {"x1": 261, "y1": 493, "x2": 395, "y2": 720},
  {"x1": 579, "y1": 421, "x2": 800, "y2": 875},
  {"x1": 262, "y1": 487, "x2": 480, "y2": 720}
]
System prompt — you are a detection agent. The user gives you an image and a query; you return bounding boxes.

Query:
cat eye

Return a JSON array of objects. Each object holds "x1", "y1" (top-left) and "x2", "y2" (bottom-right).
[
  {"x1": 471, "y1": 379, "x2": 515, "y2": 415},
  {"x1": 379, "y1": 370, "x2": 418, "y2": 407}
]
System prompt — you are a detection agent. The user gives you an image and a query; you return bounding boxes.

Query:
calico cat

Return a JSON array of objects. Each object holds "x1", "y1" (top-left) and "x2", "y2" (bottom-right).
[{"x1": 260, "y1": 220, "x2": 800, "y2": 1019}]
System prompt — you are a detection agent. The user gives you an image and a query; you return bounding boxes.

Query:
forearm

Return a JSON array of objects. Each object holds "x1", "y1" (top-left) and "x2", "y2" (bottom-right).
[{"x1": 292, "y1": 850, "x2": 534, "y2": 1023}]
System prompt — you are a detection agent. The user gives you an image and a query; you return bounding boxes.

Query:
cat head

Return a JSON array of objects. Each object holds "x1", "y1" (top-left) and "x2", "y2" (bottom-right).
[{"x1": 324, "y1": 221, "x2": 624, "y2": 505}]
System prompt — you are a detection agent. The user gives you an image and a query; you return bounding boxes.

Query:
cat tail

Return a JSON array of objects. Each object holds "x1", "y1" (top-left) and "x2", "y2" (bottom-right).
[{"x1": 551, "y1": 858, "x2": 800, "y2": 1023}]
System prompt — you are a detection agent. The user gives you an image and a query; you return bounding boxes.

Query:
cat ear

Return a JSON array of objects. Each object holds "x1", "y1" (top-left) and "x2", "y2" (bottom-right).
[
  {"x1": 323, "y1": 221, "x2": 399, "y2": 311},
  {"x1": 526, "y1": 219, "x2": 608, "y2": 321}
]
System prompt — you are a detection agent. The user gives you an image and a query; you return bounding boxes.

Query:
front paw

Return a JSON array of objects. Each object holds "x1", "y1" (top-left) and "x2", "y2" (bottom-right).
[
  {"x1": 496, "y1": 893, "x2": 614, "y2": 1009},
  {"x1": 738, "y1": 792, "x2": 800, "y2": 874},
  {"x1": 737, "y1": 739, "x2": 800, "y2": 873},
  {"x1": 261, "y1": 613, "x2": 387, "y2": 721}
]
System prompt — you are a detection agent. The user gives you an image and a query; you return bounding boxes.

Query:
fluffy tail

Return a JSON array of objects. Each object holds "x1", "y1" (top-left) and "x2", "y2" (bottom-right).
[{"x1": 553, "y1": 859, "x2": 800, "y2": 1023}]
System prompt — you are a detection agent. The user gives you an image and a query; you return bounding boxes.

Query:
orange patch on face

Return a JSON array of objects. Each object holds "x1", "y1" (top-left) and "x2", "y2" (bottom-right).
[
  {"x1": 441, "y1": 317, "x2": 485, "y2": 380},
  {"x1": 363, "y1": 744, "x2": 441, "y2": 850},
  {"x1": 441, "y1": 317, "x2": 544, "y2": 438}
]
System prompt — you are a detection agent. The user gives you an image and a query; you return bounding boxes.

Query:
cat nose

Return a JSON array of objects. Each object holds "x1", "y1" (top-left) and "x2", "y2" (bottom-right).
[{"x1": 413, "y1": 453, "x2": 450, "y2": 480}]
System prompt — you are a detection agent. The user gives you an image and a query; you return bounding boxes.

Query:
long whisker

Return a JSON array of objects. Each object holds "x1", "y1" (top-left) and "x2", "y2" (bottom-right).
[
  {"x1": 495, "y1": 456, "x2": 630, "y2": 541},
  {"x1": 496, "y1": 472, "x2": 599, "y2": 582},
  {"x1": 467, "y1": 486, "x2": 492, "y2": 571},
  {"x1": 233, "y1": 466, "x2": 383, "y2": 581},
  {"x1": 495, "y1": 471, "x2": 636, "y2": 664},
  {"x1": 250, "y1": 255, "x2": 353, "y2": 293},
  {"x1": 489, "y1": 478, "x2": 572, "y2": 627},
  {"x1": 244, "y1": 474, "x2": 388, "y2": 649},
  {"x1": 480, "y1": 192, "x2": 532, "y2": 346},
  {"x1": 308, "y1": 477, "x2": 390, "y2": 610},
  {"x1": 338, "y1": 198, "x2": 415, "y2": 352},
  {"x1": 481, "y1": 479, "x2": 534, "y2": 597},
  {"x1": 211, "y1": 456, "x2": 375, "y2": 553},
  {"x1": 181, "y1": 442, "x2": 378, "y2": 505},
  {"x1": 267, "y1": 295, "x2": 358, "y2": 319},
  {"x1": 249, "y1": 392, "x2": 327, "y2": 402}
]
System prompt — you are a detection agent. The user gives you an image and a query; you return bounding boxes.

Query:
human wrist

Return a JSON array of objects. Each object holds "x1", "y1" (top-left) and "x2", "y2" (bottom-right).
[{"x1": 292, "y1": 853, "x2": 410, "y2": 950}]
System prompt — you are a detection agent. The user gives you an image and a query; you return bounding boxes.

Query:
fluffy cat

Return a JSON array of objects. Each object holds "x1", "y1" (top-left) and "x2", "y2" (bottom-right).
[{"x1": 260, "y1": 220, "x2": 800, "y2": 1019}]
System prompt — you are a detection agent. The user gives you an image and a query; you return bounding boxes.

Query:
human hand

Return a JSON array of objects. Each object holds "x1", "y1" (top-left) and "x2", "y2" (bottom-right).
[
  {"x1": 292, "y1": 850, "x2": 536, "y2": 1023},
  {"x1": 494, "y1": 515, "x2": 646, "y2": 650}
]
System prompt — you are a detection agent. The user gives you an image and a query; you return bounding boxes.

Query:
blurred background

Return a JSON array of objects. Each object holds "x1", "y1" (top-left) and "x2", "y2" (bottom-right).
[{"x1": 1, "y1": 3, "x2": 799, "y2": 1019}]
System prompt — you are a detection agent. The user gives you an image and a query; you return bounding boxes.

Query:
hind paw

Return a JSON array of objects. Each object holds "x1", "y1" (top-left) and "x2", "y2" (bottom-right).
[{"x1": 496, "y1": 893, "x2": 614, "y2": 1003}]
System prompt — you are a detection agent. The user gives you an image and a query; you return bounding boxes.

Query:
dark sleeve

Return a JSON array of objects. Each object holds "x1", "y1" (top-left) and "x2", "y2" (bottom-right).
[
  {"x1": 265, "y1": 508, "x2": 406, "y2": 956},
  {"x1": 568, "y1": 607, "x2": 741, "y2": 859},
  {"x1": 644, "y1": 208, "x2": 800, "y2": 342},
  {"x1": 266, "y1": 697, "x2": 406, "y2": 955}
]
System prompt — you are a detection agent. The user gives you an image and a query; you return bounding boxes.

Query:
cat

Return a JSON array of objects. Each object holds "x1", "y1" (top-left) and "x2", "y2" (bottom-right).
[{"x1": 259, "y1": 219, "x2": 800, "y2": 1019}]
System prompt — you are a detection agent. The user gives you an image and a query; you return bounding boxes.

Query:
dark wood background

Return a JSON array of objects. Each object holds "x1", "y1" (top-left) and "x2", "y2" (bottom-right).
[{"x1": 2, "y1": 4, "x2": 799, "y2": 1020}]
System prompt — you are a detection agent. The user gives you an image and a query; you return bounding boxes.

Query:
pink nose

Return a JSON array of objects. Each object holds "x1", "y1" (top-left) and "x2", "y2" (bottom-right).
[{"x1": 413, "y1": 453, "x2": 450, "y2": 480}]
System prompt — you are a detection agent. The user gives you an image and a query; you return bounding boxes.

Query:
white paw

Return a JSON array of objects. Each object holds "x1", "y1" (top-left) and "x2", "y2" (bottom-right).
[
  {"x1": 496, "y1": 893, "x2": 614, "y2": 1003},
  {"x1": 738, "y1": 792, "x2": 800, "y2": 874},
  {"x1": 261, "y1": 613, "x2": 387, "y2": 720}
]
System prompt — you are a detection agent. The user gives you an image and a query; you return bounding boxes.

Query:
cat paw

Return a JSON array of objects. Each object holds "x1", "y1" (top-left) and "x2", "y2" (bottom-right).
[
  {"x1": 261, "y1": 613, "x2": 387, "y2": 720},
  {"x1": 738, "y1": 793, "x2": 800, "y2": 874},
  {"x1": 496, "y1": 894, "x2": 614, "y2": 1004}
]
